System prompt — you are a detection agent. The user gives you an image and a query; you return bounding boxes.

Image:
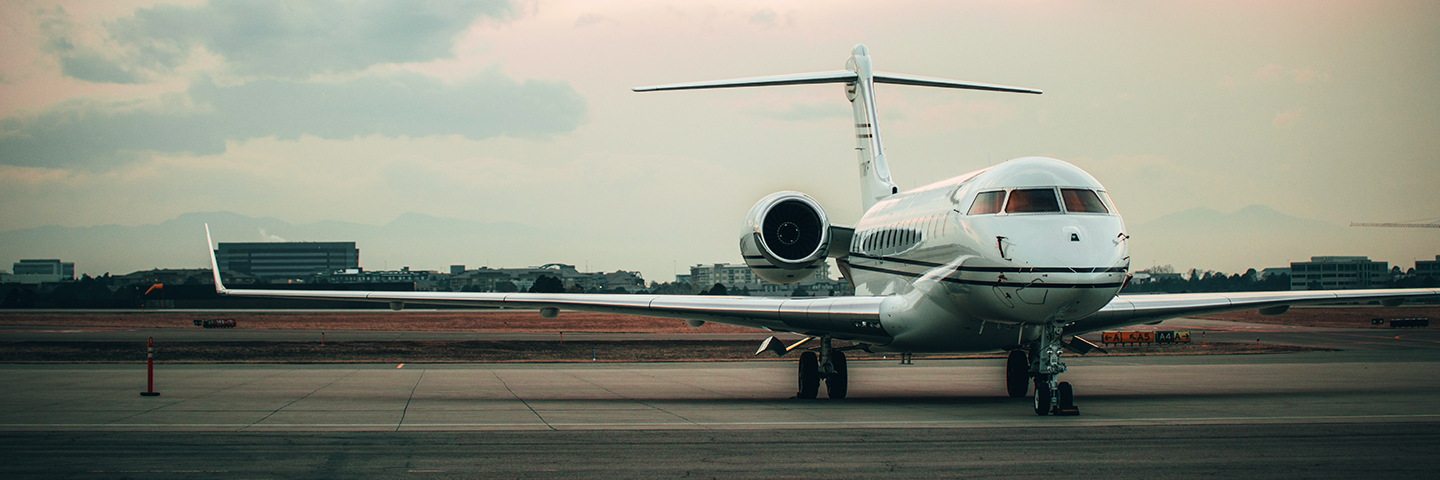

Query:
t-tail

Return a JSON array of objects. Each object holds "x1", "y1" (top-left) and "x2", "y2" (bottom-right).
[{"x1": 634, "y1": 44, "x2": 1042, "y2": 212}]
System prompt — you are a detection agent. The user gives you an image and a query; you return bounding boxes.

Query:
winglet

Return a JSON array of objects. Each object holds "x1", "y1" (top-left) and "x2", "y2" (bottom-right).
[{"x1": 205, "y1": 224, "x2": 227, "y2": 294}]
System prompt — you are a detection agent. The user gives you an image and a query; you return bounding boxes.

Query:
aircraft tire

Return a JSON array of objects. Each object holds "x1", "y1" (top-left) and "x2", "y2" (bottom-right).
[
  {"x1": 1005, "y1": 350, "x2": 1029, "y2": 398},
  {"x1": 826, "y1": 351, "x2": 848, "y2": 399},
  {"x1": 797, "y1": 351, "x2": 820, "y2": 399},
  {"x1": 1034, "y1": 381, "x2": 1052, "y2": 416},
  {"x1": 1058, "y1": 382, "x2": 1074, "y2": 408}
]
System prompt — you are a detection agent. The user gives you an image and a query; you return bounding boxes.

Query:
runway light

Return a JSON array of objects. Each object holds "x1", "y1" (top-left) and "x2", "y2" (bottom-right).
[{"x1": 397, "y1": 364, "x2": 404, "y2": 369}]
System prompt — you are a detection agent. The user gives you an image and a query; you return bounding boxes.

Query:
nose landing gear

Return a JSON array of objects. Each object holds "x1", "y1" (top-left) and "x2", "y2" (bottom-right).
[{"x1": 1030, "y1": 324, "x2": 1079, "y2": 416}]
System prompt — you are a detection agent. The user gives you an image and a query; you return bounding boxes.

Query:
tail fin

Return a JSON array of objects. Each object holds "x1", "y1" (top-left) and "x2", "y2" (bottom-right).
[{"x1": 634, "y1": 44, "x2": 1040, "y2": 212}]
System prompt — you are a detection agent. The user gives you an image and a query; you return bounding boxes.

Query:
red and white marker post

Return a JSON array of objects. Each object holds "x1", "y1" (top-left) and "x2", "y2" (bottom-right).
[{"x1": 140, "y1": 337, "x2": 160, "y2": 397}]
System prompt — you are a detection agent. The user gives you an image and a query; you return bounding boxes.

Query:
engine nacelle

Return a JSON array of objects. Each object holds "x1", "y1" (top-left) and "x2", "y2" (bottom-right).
[{"x1": 739, "y1": 191, "x2": 831, "y2": 285}]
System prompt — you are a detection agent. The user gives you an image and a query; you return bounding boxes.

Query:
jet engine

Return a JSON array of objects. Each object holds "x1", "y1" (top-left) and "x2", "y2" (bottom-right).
[{"x1": 739, "y1": 191, "x2": 832, "y2": 284}]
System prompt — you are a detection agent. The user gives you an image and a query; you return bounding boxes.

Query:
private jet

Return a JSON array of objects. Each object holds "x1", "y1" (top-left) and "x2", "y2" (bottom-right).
[{"x1": 206, "y1": 45, "x2": 1439, "y2": 415}]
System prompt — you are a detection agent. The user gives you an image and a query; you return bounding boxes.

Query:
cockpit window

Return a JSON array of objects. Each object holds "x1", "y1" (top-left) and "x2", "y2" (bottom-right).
[
  {"x1": 968, "y1": 191, "x2": 1006, "y2": 215},
  {"x1": 1004, "y1": 189, "x2": 1061, "y2": 213},
  {"x1": 1098, "y1": 191, "x2": 1118, "y2": 214},
  {"x1": 1061, "y1": 189, "x2": 1108, "y2": 213}
]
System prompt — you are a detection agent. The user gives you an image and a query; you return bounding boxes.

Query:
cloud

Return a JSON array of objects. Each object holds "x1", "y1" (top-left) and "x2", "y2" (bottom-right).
[
  {"x1": 1253, "y1": 64, "x2": 1285, "y2": 80},
  {"x1": 1272, "y1": 109, "x2": 1303, "y2": 128},
  {"x1": 47, "y1": 0, "x2": 513, "y2": 83},
  {"x1": 574, "y1": 13, "x2": 610, "y2": 28},
  {"x1": 0, "y1": 69, "x2": 587, "y2": 168},
  {"x1": 35, "y1": 6, "x2": 145, "y2": 84},
  {"x1": 747, "y1": 8, "x2": 794, "y2": 28},
  {"x1": 258, "y1": 228, "x2": 286, "y2": 242}
]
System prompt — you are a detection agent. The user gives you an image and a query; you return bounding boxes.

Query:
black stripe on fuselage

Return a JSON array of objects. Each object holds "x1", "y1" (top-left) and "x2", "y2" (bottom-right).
[
  {"x1": 848, "y1": 253, "x2": 1127, "y2": 273},
  {"x1": 847, "y1": 263, "x2": 1124, "y2": 289}
]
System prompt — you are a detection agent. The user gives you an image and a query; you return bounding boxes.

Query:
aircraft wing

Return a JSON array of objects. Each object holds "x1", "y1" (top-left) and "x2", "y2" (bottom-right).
[
  {"x1": 1066, "y1": 288, "x2": 1440, "y2": 335},
  {"x1": 204, "y1": 226, "x2": 890, "y2": 343}
]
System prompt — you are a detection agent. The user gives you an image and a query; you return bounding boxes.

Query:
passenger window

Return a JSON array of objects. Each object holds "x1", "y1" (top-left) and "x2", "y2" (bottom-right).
[
  {"x1": 1005, "y1": 189, "x2": 1061, "y2": 213},
  {"x1": 1061, "y1": 189, "x2": 1108, "y2": 213},
  {"x1": 968, "y1": 191, "x2": 1005, "y2": 215}
]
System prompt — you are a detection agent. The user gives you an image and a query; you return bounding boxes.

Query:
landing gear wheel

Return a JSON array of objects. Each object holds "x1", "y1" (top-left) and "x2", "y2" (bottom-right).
[
  {"x1": 1005, "y1": 350, "x2": 1029, "y2": 398},
  {"x1": 1055, "y1": 381, "x2": 1078, "y2": 415},
  {"x1": 1034, "y1": 380, "x2": 1052, "y2": 416},
  {"x1": 826, "y1": 351, "x2": 848, "y2": 399},
  {"x1": 797, "y1": 351, "x2": 819, "y2": 399}
]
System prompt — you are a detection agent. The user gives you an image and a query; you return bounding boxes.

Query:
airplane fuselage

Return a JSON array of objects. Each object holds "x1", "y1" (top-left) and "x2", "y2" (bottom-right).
[{"x1": 849, "y1": 156, "x2": 1130, "y2": 353}]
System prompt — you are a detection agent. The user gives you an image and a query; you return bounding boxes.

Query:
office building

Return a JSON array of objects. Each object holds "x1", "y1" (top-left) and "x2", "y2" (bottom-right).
[
  {"x1": 10, "y1": 259, "x2": 74, "y2": 284},
  {"x1": 1290, "y1": 256, "x2": 1388, "y2": 290},
  {"x1": 1416, "y1": 255, "x2": 1440, "y2": 278},
  {"x1": 215, "y1": 242, "x2": 358, "y2": 280}
]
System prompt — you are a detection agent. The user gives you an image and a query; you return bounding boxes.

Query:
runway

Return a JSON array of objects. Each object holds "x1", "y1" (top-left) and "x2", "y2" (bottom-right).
[{"x1": 2, "y1": 319, "x2": 1438, "y2": 477}]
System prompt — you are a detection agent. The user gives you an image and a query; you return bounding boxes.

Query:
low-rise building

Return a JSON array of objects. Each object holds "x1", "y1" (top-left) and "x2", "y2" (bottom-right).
[
  {"x1": 317, "y1": 267, "x2": 447, "y2": 291},
  {"x1": 686, "y1": 262, "x2": 853, "y2": 296},
  {"x1": 449, "y1": 264, "x2": 646, "y2": 293},
  {"x1": 114, "y1": 268, "x2": 214, "y2": 286},
  {"x1": 1416, "y1": 255, "x2": 1440, "y2": 278},
  {"x1": 1290, "y1": 256, "x2": 1388, "y2": 290},
  {"x1": 1259, "y1": 267, "x2": 1290, "y2": 279},
  {"x1": 10, "y1": 259, "x2": 75, "y2": 284}
]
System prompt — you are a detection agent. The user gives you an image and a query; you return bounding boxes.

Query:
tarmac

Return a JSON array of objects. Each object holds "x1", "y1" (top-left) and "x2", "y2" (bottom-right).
[{"x1": 1, "y1": 317, "x2": 1438, "y2": 477}]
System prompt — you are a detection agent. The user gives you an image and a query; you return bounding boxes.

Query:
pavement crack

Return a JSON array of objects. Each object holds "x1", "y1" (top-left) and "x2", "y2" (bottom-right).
[
  {"x1": 565, "y1": 370, "x2": 705, "y2": 428},
  {"x1": 243, "y1": 368, "x2": 362, "y2": 430},
  {"x1": 396, "y1": 368, "x2": 426, "y2": 431},
  {"x1": 492, "y1": 370, "x2": 554, "y2": 431}
]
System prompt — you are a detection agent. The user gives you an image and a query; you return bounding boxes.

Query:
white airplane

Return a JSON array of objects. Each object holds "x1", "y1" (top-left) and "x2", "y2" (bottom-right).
[{"x1": 205, "y1": 45, "x2": 1439, "y2": 415}]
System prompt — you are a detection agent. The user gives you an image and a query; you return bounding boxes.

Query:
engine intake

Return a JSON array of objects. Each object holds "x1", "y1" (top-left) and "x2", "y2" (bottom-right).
[{"x1": 740, "y1": 192, "x2": 831, "y2": 284}]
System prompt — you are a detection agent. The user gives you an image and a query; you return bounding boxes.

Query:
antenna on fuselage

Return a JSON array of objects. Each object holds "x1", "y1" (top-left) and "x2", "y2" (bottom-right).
[{"x1": 633, "y1": 44, "x2": 1042, "y2": 212}]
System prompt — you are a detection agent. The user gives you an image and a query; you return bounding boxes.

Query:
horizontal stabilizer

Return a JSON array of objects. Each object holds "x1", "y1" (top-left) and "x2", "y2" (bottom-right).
[
  {"x1": 633, "y1": 70, "x2": 857, "y2": 92},
  {"x1": 873, "y1": 71, "x2": 1042, "y2": 95}
]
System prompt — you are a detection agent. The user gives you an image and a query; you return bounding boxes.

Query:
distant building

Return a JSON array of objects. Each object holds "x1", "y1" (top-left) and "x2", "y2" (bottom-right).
[
  {"x1": 1259, "y1": 267, "x2": 1290, "y2": 279},
  {"x1": 1130, "y1": 272, "x2": 1183, "y2": 284},
  {"x1": 449, "y1": 264, "x2": 646, "y2": 293},
  {"x1": 318, "y1": 267, "x2": 446, "y2": 291},
  {"x1": 1290, "y1": 256, "x2": 1388, "y2": 290},
  {"x1": 215, "y1": 242, "x2": 358, "y2": 280},
  {"x1": 1416, "y1": 255, "x2": 1440, "y2": 278},
  {"x1": 114, "y1": 268, "x2": 215, "y2": 286},
  {"x1": 687, "y1": 262, "x2": 852, "y2": 296},
  {"x1": 10, "y1": 259, "x2": 75, "y2": 284}
]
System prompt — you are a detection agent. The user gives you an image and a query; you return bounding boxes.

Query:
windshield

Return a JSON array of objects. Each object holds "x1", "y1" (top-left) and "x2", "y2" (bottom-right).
[
  {"x1": 1061, "y1": 188, "x2": 1108, "y2": 213},
  {"x1": 1004, "y1": 189, "x2": 1061, "y2": 213}
]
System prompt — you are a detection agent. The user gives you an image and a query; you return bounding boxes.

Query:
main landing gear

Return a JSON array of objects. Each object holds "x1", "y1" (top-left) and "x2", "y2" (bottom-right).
[
  {"x1": 795, "y1": 336, "x2": 848, "y2": 400},
  {"x1": 1023, "y1": 324, "x2": 1078, "y2": 416}
]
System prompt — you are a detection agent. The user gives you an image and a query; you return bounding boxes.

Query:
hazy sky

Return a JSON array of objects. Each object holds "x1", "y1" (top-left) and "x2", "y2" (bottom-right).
[{"x1": 1, "y1": 0, "x2": 1436, "y2": 281}]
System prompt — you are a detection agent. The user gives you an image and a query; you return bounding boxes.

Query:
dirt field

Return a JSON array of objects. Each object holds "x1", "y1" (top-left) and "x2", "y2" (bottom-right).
[{"x1": 1195, "y1": 305, "x2": 1438, "y2": 329}]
